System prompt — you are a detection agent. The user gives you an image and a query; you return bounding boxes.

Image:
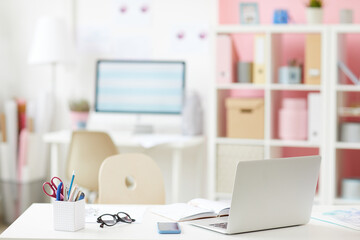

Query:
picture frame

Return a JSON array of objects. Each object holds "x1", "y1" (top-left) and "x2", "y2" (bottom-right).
[{"x1": 240, "y1": 3, "x2": 259, "y2": 24}]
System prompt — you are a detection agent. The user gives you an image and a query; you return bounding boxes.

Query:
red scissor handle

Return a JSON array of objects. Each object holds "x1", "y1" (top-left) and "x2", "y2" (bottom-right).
[{"x1": 42, "y1": 182, "x2": 57, "y2": 198}]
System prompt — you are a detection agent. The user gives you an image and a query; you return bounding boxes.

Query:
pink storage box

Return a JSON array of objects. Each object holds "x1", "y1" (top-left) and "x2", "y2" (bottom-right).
[{"x1": 279, "y1": 98, "x2": 308, "y2": 140}]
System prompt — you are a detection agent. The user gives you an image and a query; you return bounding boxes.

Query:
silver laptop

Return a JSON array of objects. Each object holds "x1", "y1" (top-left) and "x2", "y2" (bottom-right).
[{"x1": 191, "y1": 155, "x2": 321, "y2": 234}]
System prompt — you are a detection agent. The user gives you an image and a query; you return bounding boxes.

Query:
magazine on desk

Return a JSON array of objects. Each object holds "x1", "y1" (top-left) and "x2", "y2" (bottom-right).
[
  {"x1": 151, "y1": 198, "x2": 230, "y2": 222},
  {"x1": 311, "y1": 208, "x2": 360, "y2": 231}
]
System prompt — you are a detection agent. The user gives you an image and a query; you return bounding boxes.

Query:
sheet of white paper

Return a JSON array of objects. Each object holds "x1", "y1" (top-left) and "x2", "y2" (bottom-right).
[
  {"x1": 169, "y1": 23, "x2": 209, "y2": 54},
  {"x1": 86, "y1": 204, "x2": 148, "y2": 224},
  {"x1": 77, "y1": 25, "x2": 112, "y2": 53},
  {"x1": 113, "y1": 0, "x2": 152, "y2": 27},
  {"x1": 111, "y1": 35, "x2": 152, "y2": 59},
  {"x1": 187, "y1": 198, "x2": 230, "y2": 215},
  {"x1": 312, "y1": 208, "x2": 360, "y2": 231}
]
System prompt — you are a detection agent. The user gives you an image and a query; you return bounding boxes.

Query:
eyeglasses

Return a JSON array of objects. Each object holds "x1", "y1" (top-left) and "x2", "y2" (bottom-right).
[{"x1": 97, "y1": 212, "x2": 135, "y2": 228}]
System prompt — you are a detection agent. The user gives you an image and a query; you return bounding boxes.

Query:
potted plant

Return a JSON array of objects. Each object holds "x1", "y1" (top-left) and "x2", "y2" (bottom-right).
[
  {"x1": 69, "y1": 99, "x2": 90, "y2": 130},
  {"x1": 306, "y1": 0, "x2": 323, "y2": 24}
]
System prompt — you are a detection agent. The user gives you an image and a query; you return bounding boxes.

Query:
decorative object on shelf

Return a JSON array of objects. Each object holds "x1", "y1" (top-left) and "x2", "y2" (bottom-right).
[
  {"x1": 253, "y1": 34, "x2": 266, "y2": 84},
  {"x1": 69, "y1": 99, "x2": 90, "y2": 130},
  {"x1": 226, "y1": 98, "x2": 264, "y2": 139},
  {"x1": 217, "y1": 35, "x2": 238, "y2": 83},
  {"x1": 305, "y1": 34, "x2": 321, "y2": 85},
  {"x1": 239, "y1": 2, "x2": 259, "y2": 24},
  {"x1": 278, "y1": 59, "x2": 302, "y2": 84},
  {"x1": 306, "y1": 0, "x2": 323, "y2": 24},
  {"x1": 340, "y1": 122, "x2": 360, "y2": 142},
  {"x1": 273, "y1": 9, "x2": 289, "y2": 24},
  {"x1": 339, "y1": 9, "x2": 353, "y2": 24},
  {"x1": 308, "y1": 93, "x2": 322, "y2": 142},
  {"x1": 237, "y1": 62, "x2": 253, "y2": 83},
  {"x1": 279, "y1": 98, "x2": 308, "y2": 140},
  {"x1": 338, "y1": 61, "x2": 360, "y2": 85},
  {"x1": 342, "y1": 178, "x2": 360, "y2": 200}
]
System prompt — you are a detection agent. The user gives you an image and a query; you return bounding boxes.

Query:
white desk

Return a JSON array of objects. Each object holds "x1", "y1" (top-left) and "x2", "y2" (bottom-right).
[
  {"x1": 1, "y1": 204, "x2": 359, "y2": 240},
  {"x1": 43, "y1": 130, "x2": 204, "y2": 202}
]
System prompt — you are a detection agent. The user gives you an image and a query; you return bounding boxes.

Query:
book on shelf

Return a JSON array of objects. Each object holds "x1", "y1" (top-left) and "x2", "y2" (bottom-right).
[{"x1": 151, "y1": 198, "x2": 230, "y2": 222}]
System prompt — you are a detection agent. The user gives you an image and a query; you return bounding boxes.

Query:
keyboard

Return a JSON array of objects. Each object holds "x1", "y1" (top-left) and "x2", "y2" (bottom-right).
[{"x1": 209, "y1": 222, "x2": 228, "y2": 229}]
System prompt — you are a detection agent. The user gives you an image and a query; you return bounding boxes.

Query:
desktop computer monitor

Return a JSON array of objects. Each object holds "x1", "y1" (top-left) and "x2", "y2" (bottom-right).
[
  {"x1": 94, "y1": 60, "x2": 186, "y2": 133},
  {"x1": 95, "y1": 60, "x2": 185, "y2": 114}
]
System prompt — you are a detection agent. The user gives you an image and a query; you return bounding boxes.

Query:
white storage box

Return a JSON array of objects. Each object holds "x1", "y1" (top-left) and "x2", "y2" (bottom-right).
[
  {"x1": 217, "y1": 144, "x2": 264, "y2": 193},
  {"x1": 342, "y1": 178, "x2": 360, "y2": 200},
  {"x1": 53, "y1": 199, "x2": 85, "y2": 231}
]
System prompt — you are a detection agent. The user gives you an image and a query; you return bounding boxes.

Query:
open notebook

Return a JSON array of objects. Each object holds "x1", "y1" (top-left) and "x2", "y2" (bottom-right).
[{"x1": 151, "y1": 198, "x2": 230, "y2": 222}]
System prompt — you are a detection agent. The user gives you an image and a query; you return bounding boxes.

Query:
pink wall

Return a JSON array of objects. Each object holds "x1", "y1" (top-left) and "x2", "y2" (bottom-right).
[{"x1": 219, "y1": 0, "x2": 360, "y2": 25}]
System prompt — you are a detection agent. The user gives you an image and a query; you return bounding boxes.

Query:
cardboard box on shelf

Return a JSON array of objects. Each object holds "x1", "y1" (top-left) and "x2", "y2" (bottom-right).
[{"x1": 225, "y1": 98, "x2": 264, "y2": 139}]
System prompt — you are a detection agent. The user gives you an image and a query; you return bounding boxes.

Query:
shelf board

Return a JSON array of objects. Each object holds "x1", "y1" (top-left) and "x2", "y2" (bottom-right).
[
  {"x1": 334, "y1": 198, "x2": 360, "y2": 205},
  {"x1": 215, "y1": 24, "x2": 325, "y2": 34},
  {"x1": 216, "y1": 83, "x2": 321, "y2": 91},
  {"x1": 332, "y1": 25, "x2": 360, "y2": 33},
  {"x1": 270, "y1": 139, "x2": 320, "y2": 148},
  {"x1": 216, "y1": 137, "x2": 265, "y2": 146},
  {"x1": 336, "y1": 85, "x2": 360, "y2": 92},
  {"x1": 335, "y1": 142, "x2": 360, "y2": 150},
  {"x1": 216, "y1": 83, "x2": 266, "y2": 90},
  {"x1": 270, "y1": 84, "x2": 321, "y2": 91}
]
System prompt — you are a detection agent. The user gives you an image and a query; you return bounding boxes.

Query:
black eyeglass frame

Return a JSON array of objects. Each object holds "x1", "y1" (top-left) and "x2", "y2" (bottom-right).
[{"x1": 97, "y1": 212, "x2": 136, "y2": 228}]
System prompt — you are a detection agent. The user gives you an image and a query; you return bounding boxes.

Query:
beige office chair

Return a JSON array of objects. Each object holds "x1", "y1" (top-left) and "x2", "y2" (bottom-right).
[
  {"x1": 98, "y1": 153, "x2": 165, "y2": 204},
  {"x1": 66, "y1": 131, "x2": 118, "y2": 192}
]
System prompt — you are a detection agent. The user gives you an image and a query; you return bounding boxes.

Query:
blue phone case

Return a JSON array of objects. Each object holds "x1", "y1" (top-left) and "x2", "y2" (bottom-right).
[{"x1": 157, "y1": 222, "x2": 181, "y2": 234}]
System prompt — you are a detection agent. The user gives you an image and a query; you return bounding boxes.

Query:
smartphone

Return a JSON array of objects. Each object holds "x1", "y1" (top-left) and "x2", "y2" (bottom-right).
[{"x1": 157, "y1": 222, "x2": 181, "y2": 234}]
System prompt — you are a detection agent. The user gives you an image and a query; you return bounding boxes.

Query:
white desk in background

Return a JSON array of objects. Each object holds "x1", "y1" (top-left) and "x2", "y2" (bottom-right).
[
  {"x1": 1, "y1": 204, "x2": 359, "y2": 240},
  {"x1": 43, "y1": 130, "x2": 204, "y2": 202}
]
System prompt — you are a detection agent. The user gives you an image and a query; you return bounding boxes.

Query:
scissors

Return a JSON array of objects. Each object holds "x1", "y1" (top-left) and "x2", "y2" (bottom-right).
[{"x1": 42, "y1": 177, "x2": 64, "y2": 200}]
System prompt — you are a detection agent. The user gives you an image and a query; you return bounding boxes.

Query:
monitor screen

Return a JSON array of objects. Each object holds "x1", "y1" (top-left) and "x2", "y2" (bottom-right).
[{"x1": 95, "y1": 60, "x2": 185, "y2": 114}]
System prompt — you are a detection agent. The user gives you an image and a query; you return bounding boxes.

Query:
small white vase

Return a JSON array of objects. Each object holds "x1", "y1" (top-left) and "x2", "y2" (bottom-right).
[{"x1": 306, "y1": 8, "x2": 323, "y2": 24}]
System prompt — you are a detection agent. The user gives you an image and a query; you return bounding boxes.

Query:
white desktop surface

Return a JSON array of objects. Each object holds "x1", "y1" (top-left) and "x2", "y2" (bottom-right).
[
  {"x1": 43, "y1": 130, "x2": 204, "y2": 202},
  {"x1": 1, "y1": 204, "x2": 359, "y2": 240},
  {"x1": 43, "y1": 130, "x2": 204, "y2": 149}
]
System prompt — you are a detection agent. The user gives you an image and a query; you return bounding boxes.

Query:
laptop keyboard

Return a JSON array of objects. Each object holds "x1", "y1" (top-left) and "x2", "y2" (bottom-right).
[{"x1": 209, "y1": 222, "x2": 228, "y2": 229}]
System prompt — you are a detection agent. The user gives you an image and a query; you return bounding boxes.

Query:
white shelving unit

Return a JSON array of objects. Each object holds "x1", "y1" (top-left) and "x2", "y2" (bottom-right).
[
  {"x1": 207, "y1": 0, "x2": 360, "y2": 205},
  {"x1": 328, "y1": 25, "x2": 360, "y2": 205},
  {"x1": 209, "y1": 24, "x2": 329, "y2": 204},
  {"x1": 209, "y1": 19, "x2": 360, "y2": 204}
]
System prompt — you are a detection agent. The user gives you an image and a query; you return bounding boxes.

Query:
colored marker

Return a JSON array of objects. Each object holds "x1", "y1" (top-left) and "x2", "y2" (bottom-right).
[
  {"x1": 69, "y1": 185, "x2": 78, "y2": 202},
  {"x1": 56, "y1": 182, "x2": 63, "y2": 201},
  {"x1": 68, "y1": 170, "x2": 75, "y2": 199}
]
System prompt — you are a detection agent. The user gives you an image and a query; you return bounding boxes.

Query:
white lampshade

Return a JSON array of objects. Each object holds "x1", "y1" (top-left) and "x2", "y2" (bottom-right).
[{"x1": 28, "y1": 16, "x2": 72, "y2": 65}]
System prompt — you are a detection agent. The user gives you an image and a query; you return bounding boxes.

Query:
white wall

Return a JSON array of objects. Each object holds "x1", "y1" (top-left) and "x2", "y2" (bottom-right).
[{"x1": 0, "y1": 0, "x2": 214, "y2": 202}]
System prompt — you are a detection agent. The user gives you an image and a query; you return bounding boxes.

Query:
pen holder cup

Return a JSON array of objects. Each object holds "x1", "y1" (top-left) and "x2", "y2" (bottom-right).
[{"x1": 53, "y1": 199, "x2": 85, "y2": 232}]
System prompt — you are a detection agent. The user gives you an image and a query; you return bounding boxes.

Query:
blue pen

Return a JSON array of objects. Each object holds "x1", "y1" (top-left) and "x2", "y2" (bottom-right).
[
  {"x1": 56, "y1": 182, "x2": 63, "y2": 201},
  {"x1": 68, "y1": 170, "x2": 75, "y2": 199},
  {"x1": 78, "y1": 192, "x2": 85, "y2": 201}
]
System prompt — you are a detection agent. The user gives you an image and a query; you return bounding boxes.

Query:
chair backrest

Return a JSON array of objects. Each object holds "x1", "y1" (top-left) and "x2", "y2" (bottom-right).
[
  {"x1": 98, "y1": 153, "x2": 165, "y2": 204},
  {"x1": 66, "y1": 131, "x2": 118, "y2": 192}
]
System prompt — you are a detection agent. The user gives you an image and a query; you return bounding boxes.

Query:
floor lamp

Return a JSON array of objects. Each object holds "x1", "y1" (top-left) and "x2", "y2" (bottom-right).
[{"x1": 28, "y1": 16, "x2": 72, "y2": 131}]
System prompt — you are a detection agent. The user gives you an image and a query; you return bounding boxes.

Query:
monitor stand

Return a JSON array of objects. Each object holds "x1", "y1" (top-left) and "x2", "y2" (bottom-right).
[{"x1": 133, "y1": 115, "x2": 154, "y2": 134}]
